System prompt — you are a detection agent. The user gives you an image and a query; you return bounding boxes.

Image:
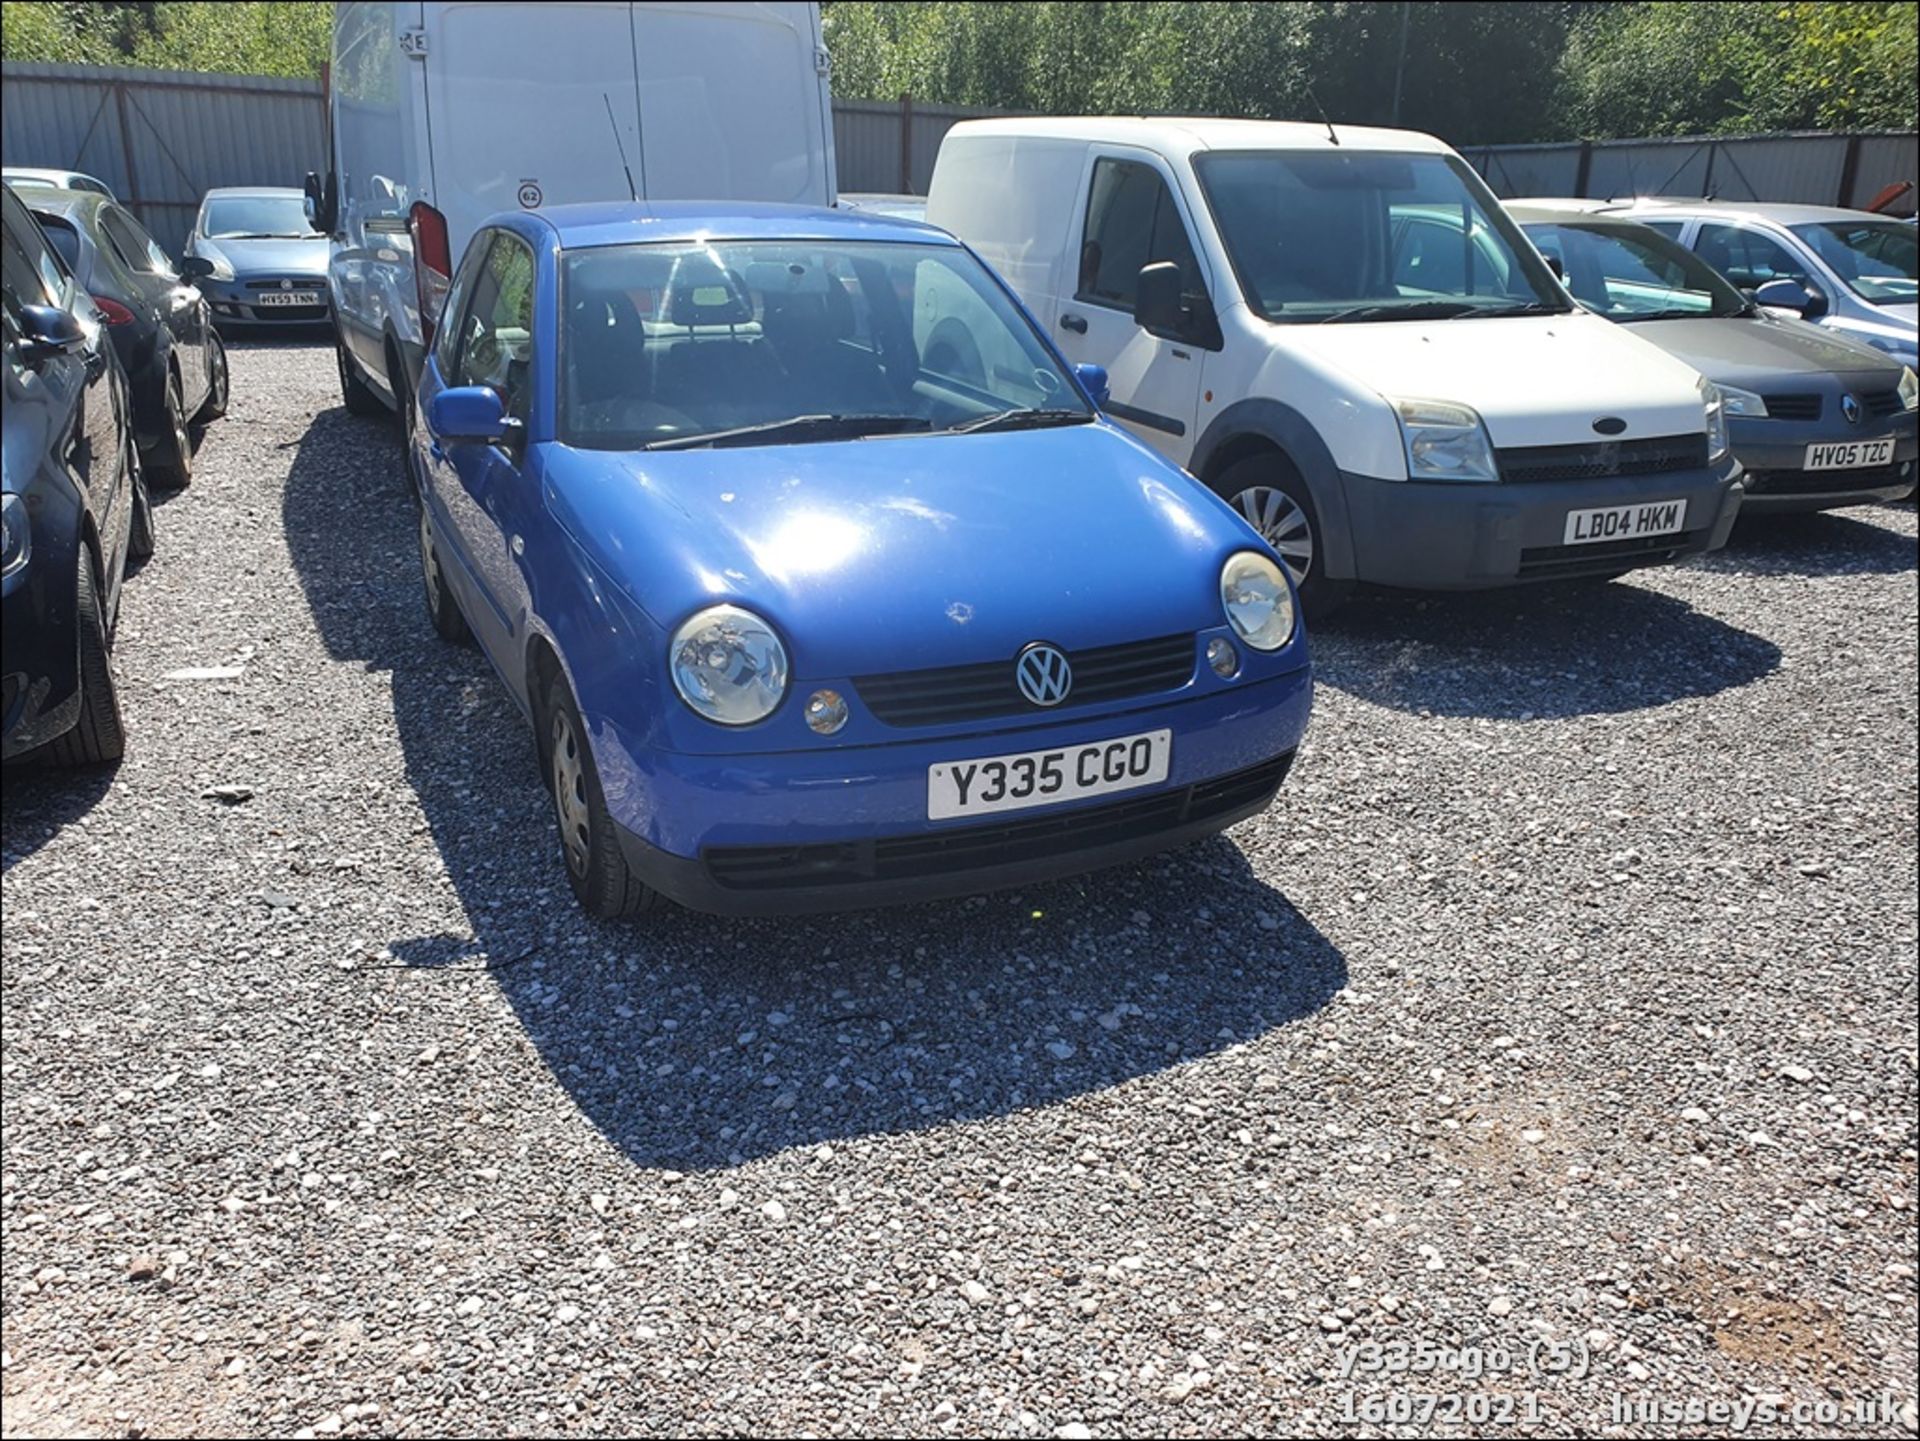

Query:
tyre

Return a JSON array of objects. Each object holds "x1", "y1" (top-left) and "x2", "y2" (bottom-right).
[
  {"x1": 1212, "y1": 453, "x2": 1351, "y2": 618},
  {"x1": 147, "y1": 371, "x2": 194, "y2": 489},
  {"x1": 391, "y1": 348, "x2": 421, "y2": 502},
  {"x1": 45, "y1": 552, "x2": 127, "y2": 767},
  {"x1": 542, "y1": 677, "x2": 657, "y2": 920},
  {"x1": 193, "y1": 330, "x2": 229, "y2": 423},
  {"x1": 126, "y1": 448, "x2": 155, "y2": 564},
  {"x1": 336, "y1": 328, "x2": 384, "y2": 417},
  {"x1": 417, "y1": 503, "x2": 472, "y2": 644}
]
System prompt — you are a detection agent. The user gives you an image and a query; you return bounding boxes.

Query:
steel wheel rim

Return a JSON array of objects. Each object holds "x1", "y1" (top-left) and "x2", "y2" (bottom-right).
[
  {"x1": 550, "y1": 709, "x2": 592, "y2": 879},
  {"x1": 1234, "y1": 486, "x2": 1314, "y2": 586},
  {"x1": 418, "y1": 507, "x2": 443, "y2": 610}
]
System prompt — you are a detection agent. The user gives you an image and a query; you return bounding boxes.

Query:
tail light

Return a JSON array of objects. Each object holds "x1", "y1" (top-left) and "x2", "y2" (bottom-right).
[
  {"x1": 408, "y1": 201, "x2": 452, "y2": 348},
  {"x1": 90, "y1": 295, "x2": 136, "y2": 326}
]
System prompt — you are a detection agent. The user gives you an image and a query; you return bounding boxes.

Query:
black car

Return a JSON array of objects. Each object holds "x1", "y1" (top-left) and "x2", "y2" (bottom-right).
[
  {"x1": 2, "y1": 184, "x2": 152, "y2": 766},
  {"x1": 24, "y1": 189, "x2": 227, "y2": 487}
]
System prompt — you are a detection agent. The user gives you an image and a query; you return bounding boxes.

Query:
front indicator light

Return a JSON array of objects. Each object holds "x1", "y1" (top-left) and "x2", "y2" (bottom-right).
[
  {"x1": 805, "y1": 688, "x2": 848, "y2": 734},
  {"x1": 1206, "y1": 636, "x2": 1240, "y2": 677}
]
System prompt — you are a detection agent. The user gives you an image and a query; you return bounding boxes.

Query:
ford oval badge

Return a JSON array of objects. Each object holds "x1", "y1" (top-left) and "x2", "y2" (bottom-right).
[{"x1": 1592, "y1": 416, "x2": 1627, "y2": 436}]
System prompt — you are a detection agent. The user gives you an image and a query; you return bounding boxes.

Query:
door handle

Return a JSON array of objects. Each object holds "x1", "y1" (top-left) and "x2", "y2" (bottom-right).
[{"x1": 1059, "y1": 312, "x2": 1088, "y2": 334}]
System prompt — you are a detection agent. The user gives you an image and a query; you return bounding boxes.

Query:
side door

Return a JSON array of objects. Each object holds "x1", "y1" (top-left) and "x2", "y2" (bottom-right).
[
  {"x1": 420, "y1": 228, "x2": 538, "y2": 668},
  {"x1": 99, "y1": 204, "x2": 208, "y2": 405},
  {"x1": 1, "y1": 191, "x2": 120, "y2": 563},
  {"x1": 1050, "y1": 152, "x2": 1212, "y2": 463}
]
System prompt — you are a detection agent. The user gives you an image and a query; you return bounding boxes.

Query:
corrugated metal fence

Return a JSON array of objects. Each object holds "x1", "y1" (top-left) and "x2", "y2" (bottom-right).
[
  {"x1": 1, "y1": 61, "x2": 325, "y2": 249},
  {"x1": 5, "y1": 60, "x2": 1916, "y2": 245},
  {"x1": 1465, "y1": 130, "x2": 1919, "y2": 214}
]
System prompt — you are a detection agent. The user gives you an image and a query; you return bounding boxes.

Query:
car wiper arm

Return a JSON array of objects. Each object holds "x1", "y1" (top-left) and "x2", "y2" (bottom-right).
[
  {"x1": 1319, "y1": 300, "x2": 1481, "y2": 323},
  {"x1": 1456, "y1": 301, "x2": 1570, "y2": 318},
  {"x1": 643, "y1": 413, "x2": 933, "y2": 451},
  {"x1": 1615, "y1": 308, "x2": 1718, "y2": 323},
  {"x1": 944, "y1": 408, "x2": 1092, "y2": 435}
]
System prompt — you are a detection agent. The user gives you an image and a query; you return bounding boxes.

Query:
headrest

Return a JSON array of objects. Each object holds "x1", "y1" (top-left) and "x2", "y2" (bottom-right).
[{"x1": 667, "y1": 260, "x2": 753, "y2": 327}]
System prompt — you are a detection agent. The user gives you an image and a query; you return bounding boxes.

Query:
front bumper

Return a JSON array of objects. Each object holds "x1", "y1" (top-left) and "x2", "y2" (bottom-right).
[
  {"x1": 202, "y1": 279, "x2": 330, "y2": 326},
  {"x1": 594, "y1": 667, "x2": 1313, "y2": 916},
  {"x1": 1732, "y1": 413, "x2": 1918, "y2": 512},
  {"x1": 1339, "y1": 460, "x2": 1744, "y2": 588}
]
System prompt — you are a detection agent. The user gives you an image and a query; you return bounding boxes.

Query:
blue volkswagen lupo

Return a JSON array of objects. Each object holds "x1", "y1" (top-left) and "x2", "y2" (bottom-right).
[{"x1": 410, "y1": 203, "x2": 1312, "y2": 919}]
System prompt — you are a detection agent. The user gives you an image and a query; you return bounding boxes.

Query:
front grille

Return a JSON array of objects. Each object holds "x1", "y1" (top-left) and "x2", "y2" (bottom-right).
[
  {"x1": 244, "y1": 278, "x2": 325, "y2": 291},
  {"x1": 703, "y1": 751, "x2": 1294, "y2": 891},
  {"x1": 1761, "y1": 393, "x2": 1821, "y2": 420},
  {"x1": 1517, "y1": 529, "x2": 1705, "y2": 579},
  {"x1": 1859, "y1": 389, "x2": 1903, "y2": 419},
  {"x1": 854, "y1": 633, "x2": 1195, "y2": 728},
  {"x1": 1746, "y1": 463, "x2": 1909, "y2": 496},
  {"x1": 1496, "y1": 433, "x2": 1707, "y2": 484}
]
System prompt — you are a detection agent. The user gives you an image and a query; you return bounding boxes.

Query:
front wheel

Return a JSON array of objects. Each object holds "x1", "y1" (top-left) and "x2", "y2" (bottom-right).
[
  {"x1": 194, "y1": 330, "x2": 229, "y2": 423},
  {"x1": 542, "y1": 679, "x2": 658, "y2": 921},
  {"x1": 148, "y1": 371, "x2": 194, "y2": 488},
  {"x1": 417, "y1": 504, "x2": 472, "y2": 644},
  {"x1": 1213, "y1": 455, "x2": 1350, "y2": 618},
  {"x1": 336, "y1": 328, "x2": 384, "y2": 417},
  {"x1": 45, "y1": 553, "x2": 126, "y2": 767}
]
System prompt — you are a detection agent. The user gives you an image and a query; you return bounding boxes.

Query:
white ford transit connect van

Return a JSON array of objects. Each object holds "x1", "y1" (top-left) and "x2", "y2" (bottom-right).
[
  {"x1": 926, "y1": 118, "x2": 1745, "y2": 608},
  {"x1": 310, "y1": 1, "x2": 836, "y2": 449}
]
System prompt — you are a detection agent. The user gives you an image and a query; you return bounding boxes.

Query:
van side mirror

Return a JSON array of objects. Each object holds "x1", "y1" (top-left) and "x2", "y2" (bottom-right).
[
  {"x1": 304, "y1": 170, "x2": 337, "y2": 235},
  {"x1": 1133, "y1": 261, "x2": 1185, "y2": 336},
  {"x1": 1074, "y1": 363, "x2": 1110, "y2": 410},
  {"x1": 1753, "y1": 277, "x2": 1827, "y2": 319},
  {"x1": 15, "y1": 304, "x2": 86, "y2": 362},
  {"x1": 428, "y1": 385, "x2": 517, "y2": 445}
]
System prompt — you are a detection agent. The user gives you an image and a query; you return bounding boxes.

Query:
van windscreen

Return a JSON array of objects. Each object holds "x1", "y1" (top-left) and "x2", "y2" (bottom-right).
[{"x1": 1193, "y1": 150, "x2": 1567, "y2": 324}]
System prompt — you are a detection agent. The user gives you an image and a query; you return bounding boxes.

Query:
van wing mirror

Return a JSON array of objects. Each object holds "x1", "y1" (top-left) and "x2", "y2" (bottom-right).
[
  {"x1": 1133, "y1": 261, "x2": 1185, "y2": 336},
  {"x1": 304, "y1": 170, "x2": 338, "y2": 235}
]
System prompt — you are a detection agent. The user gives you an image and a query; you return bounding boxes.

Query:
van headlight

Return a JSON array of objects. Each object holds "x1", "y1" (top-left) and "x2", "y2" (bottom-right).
[
  {"x1": 1899, "y1": 366, "x2": 1918, "y2": 412},
  {"x1": 1391, "y1": 397, "x2": 1498, "y2": 482},
  {"x1": 1220, "y1": 551, "x2": 1295, "y2": 651},
  {"x1": 1, "y1": 493, "x2": 28, "y2": 578},
  {"x1": 1700, "y1": 377, "x2": 1730, "y2": 462},
  {"x1": 1717, "y1": 383, "x2": 1768, "y2": 418},
  {"x1": 669, "y1": 604, "x2": 788, "y2": 725}
]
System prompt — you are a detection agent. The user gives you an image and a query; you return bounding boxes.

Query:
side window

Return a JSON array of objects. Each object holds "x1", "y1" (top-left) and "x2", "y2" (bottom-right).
[
  {"x1": 99, "y1": 206, "x2": 174, "y2": 276},
  {"x1": 1694, "y1": 223, "x2": 1806, "y2": 291},
  {"x1": 1639, "y1": 219, "x2": 1685, "y2": 241},
  {"x1": 450, "y1": 232, "x2": 536, "y2": 426},
  {"x1": 1, "y1": 193, "x2": 60, "y2": 322},
  {"x1": 433, "y1": 231, "x2": 496, "y2": 376},
  {"x1": 1077, "y1": 158, "x2": 1203, "y2": 312}
]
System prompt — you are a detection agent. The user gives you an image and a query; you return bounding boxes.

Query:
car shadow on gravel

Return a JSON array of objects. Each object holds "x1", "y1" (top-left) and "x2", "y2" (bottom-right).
[
  {"x1": 1698, "y1": 507, "x2": 1919, "y2": 578},
  {"x1": 281, "y1": 406, "x2": 1348, "y2": 1173},
  {"x1": 1311, "y1": 579, "x2": 1781, "y2": 719},
  {"x1": 1, "y1": 763, "x2": 117, "y2": 873}
]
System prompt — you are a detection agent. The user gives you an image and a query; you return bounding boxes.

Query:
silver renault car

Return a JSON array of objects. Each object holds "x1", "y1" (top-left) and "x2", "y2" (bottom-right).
[{"x1": 182, "y1": 186, "x2": 330, "y2": 329}]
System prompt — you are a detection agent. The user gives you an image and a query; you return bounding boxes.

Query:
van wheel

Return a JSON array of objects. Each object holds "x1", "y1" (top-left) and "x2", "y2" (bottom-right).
[
  {"x1": 194, "y1": 331, "x2": 229, "y2": 422},
  {"x1": 46, "y1": 553, "x2": 126, "y2": 768},
  {"x1": 417, "y1": 504, "x2": 472, "y2": 644},
  {"x1": 542, "y1": 677, "x2": 658, "y2": 921},
  {"x1": 148, "y1": 372, "x2": 194, "y2": 488},
  {"x1": 337, "y1": 330, "x2": 384, "y2": 417},
  {"x1": 1213, "y1": 455, "x2": 1350, "y2": 617}
]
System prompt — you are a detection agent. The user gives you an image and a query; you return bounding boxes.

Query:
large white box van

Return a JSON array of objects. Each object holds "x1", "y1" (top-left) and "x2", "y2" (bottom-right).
[
  {"x1": 309, "y1": 1, "x2": 836, "y2": 435},
  {"x1": 926, "y1": 118, "x2": 1745, "y2": 607}
]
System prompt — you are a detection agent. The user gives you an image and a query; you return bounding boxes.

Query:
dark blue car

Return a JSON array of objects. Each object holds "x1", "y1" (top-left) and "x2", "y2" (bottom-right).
[{"x1": 410, "y1": 203, "x2": 1312, "y2": 918}]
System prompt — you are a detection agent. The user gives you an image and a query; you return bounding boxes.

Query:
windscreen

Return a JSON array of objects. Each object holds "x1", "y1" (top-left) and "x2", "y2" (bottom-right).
[
  {"x1": 200, "y1": 195, "x2": 319, "y2": 239},
  {"x1": 560, "y1": 239, "x2": 1087, "y2": 450},
  {"x1": 1194, "y1": 149, "x2": 1566, "y2": 322},
  {"x1": 1526, "y1": 220, "x2": 1747, "y2": 320},
  {"x1": 1791, "y1": 220, "x2": 1918, "y2": 307}
]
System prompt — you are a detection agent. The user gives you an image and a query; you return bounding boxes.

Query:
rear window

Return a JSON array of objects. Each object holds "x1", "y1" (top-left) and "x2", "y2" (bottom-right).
[{"x1": 36, "y1": 215, "x2": 82, "y2": 276}]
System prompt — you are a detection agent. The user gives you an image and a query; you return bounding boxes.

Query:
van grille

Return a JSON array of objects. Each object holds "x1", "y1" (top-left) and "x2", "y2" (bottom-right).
[
  {"x1": 1516, "y1": 529, "x2": 1705, "y2": 579},
  {"x1": 853, "y1": 633, "x2": 1195, "y2": 728},
  {"x1": 1496, "y1": 433, "x2": 1707, "y2": 484}
]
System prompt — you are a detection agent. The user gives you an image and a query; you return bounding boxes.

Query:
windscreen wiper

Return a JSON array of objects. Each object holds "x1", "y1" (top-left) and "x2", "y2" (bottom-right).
[
  {"x1": 944, "y1": 408, "x2": 1092, "y2": 435},
  {"x1": 1615, "y1": 307, "x2": 1716, "y2": 323},
  {"x1": 644, "y1": 414, "x2": 934, "y2": 451},
  {"x1": 1457, "y1": 301, "x2": 1570, "y2": 318},
  {"x1": 1319, "y1": 300, "x2": 1481, "y2": 323}
]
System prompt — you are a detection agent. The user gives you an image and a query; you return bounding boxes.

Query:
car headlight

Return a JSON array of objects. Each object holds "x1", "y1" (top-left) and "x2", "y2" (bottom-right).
[
  {"x1": 1899, "y1": 366, "x2": 1918, "y2": 412},
  {"x1": 1391, "y1": 397, "x2": 1498, "y2": 482},
  {"x1": 669, "y1": 604, "x2": 788, "y2": 725},
  {"x1": 1700, "y1": 377, "x2": 1730, "y2": 463},
  {"x1": 1717, "y1": 383, "x2": 1768, "y2": 418},
  {"x1": 1220, "y1": 551, "x2": 1295, "y2": 652},
  {"x1": 1, "y1": 492, "x2": 28, "y2": 578}
]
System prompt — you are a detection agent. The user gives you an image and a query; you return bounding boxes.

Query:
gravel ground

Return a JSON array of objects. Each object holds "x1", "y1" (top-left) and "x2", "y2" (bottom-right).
[{"x1": 3, "y1": 340, "x2": 1915, "y2": 1440}]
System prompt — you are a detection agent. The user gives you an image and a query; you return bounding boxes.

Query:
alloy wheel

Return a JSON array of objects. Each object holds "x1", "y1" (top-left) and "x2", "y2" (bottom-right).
[{"x1": 1233, "y1": 485, "x2": 1314, "y2": 586}]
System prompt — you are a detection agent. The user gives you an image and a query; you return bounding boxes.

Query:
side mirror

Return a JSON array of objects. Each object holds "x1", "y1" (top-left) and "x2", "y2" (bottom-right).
[
  {"x1": 1753, "y1": 277, "x2": 1826, "y2": 318},
  {"x1": 1074, "y1": 362, "x2": 1110, "y2": 410},
  {"x1": 1133, "y1": 261, "x2": 1185, "y2": 336},
  {"x1": 179, "y1": 255, "x2": 215, "y2": 281},
  {"x1": 304, "y1": 170, "x2": 337, "y2": 234},
  {"x1": 427, "y1": 385, "x2": 516, "y2": 444},
  {"x1": 1544, "y1": 255, "x2": 1565, "y2": 281},
  {"x1": 16, "y1": 304, "x2": 86, "y2": 362}
]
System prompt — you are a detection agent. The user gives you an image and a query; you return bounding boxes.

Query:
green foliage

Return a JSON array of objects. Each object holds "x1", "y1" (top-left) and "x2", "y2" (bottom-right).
[{"x1": 1, "y1": 0, "x2": 330, "y2": 78}]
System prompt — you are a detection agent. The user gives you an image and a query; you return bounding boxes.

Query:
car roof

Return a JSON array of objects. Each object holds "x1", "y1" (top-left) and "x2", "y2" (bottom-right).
[
  {"x1": 1506, "y1": 202, "x2": 1660, "y2": 227},
  {"x1": 17, "y1": 187, "x2": 110, "y2": 218},
  {"x1": 3, "y1": 166, "x2": 97, "y2": 183},
  {"x1": 201, "y1": 186, "x2": 303, "y2": 199},
  {"x1": 528, "y1": 200, "x2": 961, "y2": 250},
  {"x1": 1602, "y1": 198, "x2": 1896, "y2": 225},
  {"x1": 943, "y1": 115, "x2": 1454, "y2": 157}
]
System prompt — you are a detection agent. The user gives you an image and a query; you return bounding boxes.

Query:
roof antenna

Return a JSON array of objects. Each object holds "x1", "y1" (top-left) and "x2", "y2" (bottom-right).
[
  {"x1": 603, "y1": 92, "x2": 638, "y2": 203},
  {"x1": 1306, "y1": 85, "x2": 1340, "y2": 146}
]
